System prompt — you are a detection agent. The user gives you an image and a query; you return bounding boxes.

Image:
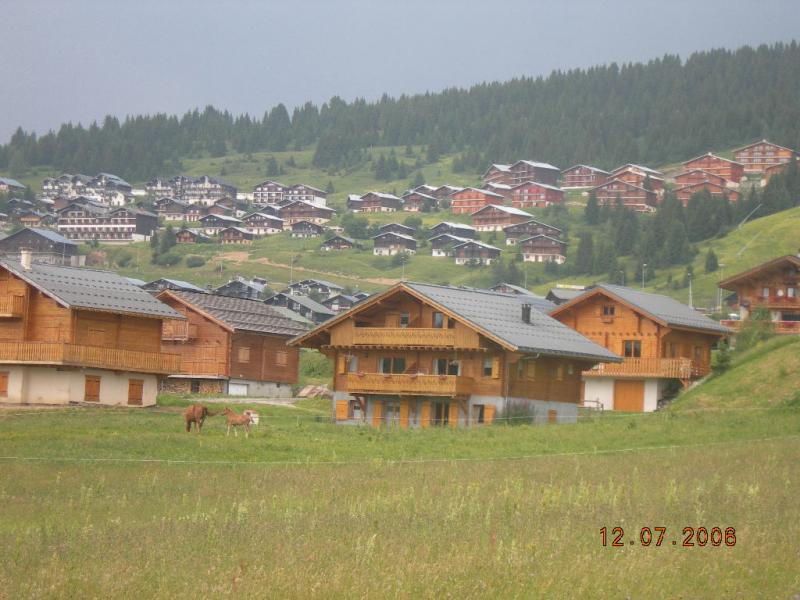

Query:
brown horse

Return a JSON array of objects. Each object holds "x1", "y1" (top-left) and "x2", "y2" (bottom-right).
[
  {"x1": 223, "y1": 408, "x2": 252, "y2": 438},
  {"x1": 184, "y1": 404, "x2": 215, "y2": 433}
]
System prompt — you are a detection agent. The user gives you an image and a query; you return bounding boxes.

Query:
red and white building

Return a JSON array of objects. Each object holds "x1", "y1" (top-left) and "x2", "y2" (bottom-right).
[{"x1": 471, "y1": 205, "x2": 532, "y2": 232}]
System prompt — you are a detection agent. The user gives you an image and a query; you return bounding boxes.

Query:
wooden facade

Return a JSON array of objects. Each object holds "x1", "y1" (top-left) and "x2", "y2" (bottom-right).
[
  {"x1": 321, "y1": 235, "x2": 355, "y2": 251},
  {"x1": 718, "y1": 255, "x2": 800, "y2": 333},
  {"x1": 675, "y1": 181, "x2": 739, "y2": 207},
  {"x1": 449, "y1": 188, "x2": 505, "y2": 215},
  {"x1": 291, "y1": 220, "x2": 324, "y2": 238},
  {"x1": 453, "y1": 241, "x2": 501, "y2": 265},
  {"x1": 733, "y1": 140, "x2": 797, "y2": 173},
  {"x1": 609, "y1": 167, "x2": 665, "y2": 193},
  {"x1": 510, "y1": 182, "x2": 564, "y2": 209},
  {"x1": 470, "y1": 204, "x2": 531, "y2": 232},
  {"x1": 560, "y1": 165, "x2": 609, "y2": 188},
  {"x1": 292, "y1": 283, "x2": 611, "y2": 428},
  {"x1": 682, "y1": 153, "x2": 744, "y2": 184},
  {"x1": 520, "y1": 235, "x2": 567, "y2": 264},
  {"x1": 219, "y1": 227, "x2": 257, "y2": 245},
  {"x1": 372, "y1": 232, "x2": 417, "y2": 256},
  {"x1": 354, "y1": 192, "x2": 402, "y2": 213},
  {"x1": 502, "y1": 219, "x2": 562, "y2": 245},
  {"x1": 401, "y1": 191, "x2": 437, "y2": 212},
  {"x1": 592, "y1": 180, "x2": 658, "y2": 212},
  {"x1": 673, "y1": 169, "x2": 727, "y2": 188},
  {"x1": 278, "y1": 200, "x2": 335, "y2": 224}
]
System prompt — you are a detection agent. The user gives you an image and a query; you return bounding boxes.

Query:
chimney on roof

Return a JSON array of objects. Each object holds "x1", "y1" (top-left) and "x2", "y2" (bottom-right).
[
  {"x1": 521, "y1": 303, "x2": 532, "y2": 324},
  {"x1": 20, "y1": 248, "x2": 32, "y2": 271}
]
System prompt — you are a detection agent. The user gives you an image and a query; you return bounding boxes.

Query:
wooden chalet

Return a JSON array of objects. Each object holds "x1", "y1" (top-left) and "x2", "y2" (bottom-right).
[
  {"x1": 265, "y1": 292, "x2": 335, "y2": 324},
  {"x1": 674, "y1": 181, "x2": 739, "y2": 207},
  {"x1": 682, "y1": 153, "x2": 744, "y2": 185},
  {"x1": 285, "y1": 279, "x2": 344, "y2": 298},
  {"x1": 0, "y1": 177, "x2": 25, "y2": 194},
  {"x1": 592, "y1": 179, "x2": 658, "y2": 212},
  {"x1": 321, "y1": 235, "x2": 355, "y2": 251},
  {"x1": 609, "y1": 165, "x2": 665, "y2": 193},
  {"x1": 0, "y1": 255, "x2": 183, "y2": 406},
  {"x1": 17, "y1": 211, "x2": 48, "y2": 228},
  {"x1": 482, "y1": 182, "x2": 514, "y2": 201},
  {"x1": 470, "y1": 204, "x2": 531, "y2": 232},
  {"x1": 481, "y1": 164, "x2": 512, "y2": 186},
  {"x1": 198, "y1": 214, "x2": 242, "y2": 234},
  {"x1": 431, "y1": 185, "x2": 463, "y2": 200},
  {"x1": 550, "y1": 284, "x2": 729, "y2": 412},
  {"x1": 673, "y1": 169, "x2": 728, "y2": 188},
  {"x1": 0, "y1": 227, "x2": 84, "y2": 267},
  {"x1": 322, "y1": 294, "x2": 358, "y2": 314},
  {"x1": 157, "y1": 198, "x2": 190, "y2": 221},
  {"x1": 291, "y1": 220, "x2": 325, "y2": 238},
  {"x1": 520, "y1": 235, "x2": 567, "y2": 264},
  {"x1": 219, "y1": 227, "x2": 257, "y2": 245},
  {"x1": 141, "y1": 278, "x2": 205, "y2": 294},
  {"x1": 378, "y1": 223, "x2": 416, "y2": 236},
  {"x1": 453, "y1": 240, "x2": 501, "y2": 265},
  {"x1": 718, "y1": 254, "x2": 800, "y2": 335},
  {"x1": 733, "y1": 140, "x2": 797, "y2": 173},
  {"x1": 429, "y1": 234, "x2": 471, "y2": 258},
  {"x1": 182, "y1": 176, "x2": 238, "y2": 206},
  {"x1": 429, "y1": 221, "x2": 476, "y2": 239},
  {"x1": 278, "y1": 200, "x2": 335, "y2": 224},
  {"x1": 285, "y1": 184, "x2": 327, "y2": 206},
  {"x1": 176, "y1": 228, "x2": 212, "y2": 244},
  {"x1": 57, "y1": 204, "x2": 158, "y2": 242},
  {"x1": 241, "y1": 212, "x2": 284, "y2": 234},
  {"x1": 401, "y1": 190, "x2": 437, "y2": 212},
  {"x1": 763, "y1": 162, "x2": 790, "y2": 184},
  {"x1": 157, "y1": 290, "x2": 306, "y2": 396},
  {"x1": 546, "y1": 287, "x2": 586, "y2": 305},
  {"x1": 502, "y1": 219, "x2": 562, "y2": 245},
  {"x1": 510, "y1": 181, "x2": 564, "y2": 209},
  {"x1": 252, "y1": 180, "x2": 287, "y2": 204},
  {"x1": 507, "y1": 160, "x2": 561, "y2": 186},
  {"x1": 214, "y1": 277, "x2": 268, "y2": 301},
  {"x1": 354, "y1": 192, "x2": 402, "y2": 213},
  {"x1": 290, "y1": 282, "x2": 619, "y2": 427},
  {"x1": 207, "y1": 202, "x2": 234, "y2": 217},
  {"x1": 185, "y1": 204, "x2": 208, "y2": 222},
  {"x1": 372, "y1": 232, "x2": 417, "y2": 256},
  {"x1": 449, "y1": 187, "x2": 505, "y2": 215},
  {"x1": 560, "y1": 165, "x2": 609, "y2": 189}
]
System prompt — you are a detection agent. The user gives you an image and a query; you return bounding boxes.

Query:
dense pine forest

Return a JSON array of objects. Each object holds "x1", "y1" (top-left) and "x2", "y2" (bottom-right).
[{"x1": 1, "y1": 42, "x2": 799, "y2": 181}]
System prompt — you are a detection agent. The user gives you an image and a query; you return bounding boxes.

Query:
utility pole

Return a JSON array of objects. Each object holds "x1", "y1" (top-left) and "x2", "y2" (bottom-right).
[
  {"x1": 717, "y1": 264, "x2": 725, "y2": 313},
  {"x1": 641, "y1": 263, "x2": 647, "y2": 290},
  {"x1": 619, "y1": 269, "x2": 625, "y2": 286},
  {"x1": 688, "y1": 272, "x2": 693, "y2": 308}
]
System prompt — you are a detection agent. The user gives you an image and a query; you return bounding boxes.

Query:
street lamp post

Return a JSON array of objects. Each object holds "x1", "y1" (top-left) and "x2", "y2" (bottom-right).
[
  {"x1": 717, "y1": 263, "x2": 726, "y2": 312},
  {"x1": 641, "y1": 263, "x2": 647, "y2": 290},
  {"x1": 619, "y1": 269, "x2": 625, "y2": 286}
]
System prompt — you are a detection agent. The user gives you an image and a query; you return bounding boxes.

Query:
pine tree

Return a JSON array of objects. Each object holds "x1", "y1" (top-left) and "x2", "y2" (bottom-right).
[
  {"x1": 575, "y1": 232, "x2": 595, "y2": 274},
  {"x1": 584, "y1": 192, "x2": 599, "y2": 224},
  {"x1": 705, "y1": 248, "x2": 719, "y2": 273}
]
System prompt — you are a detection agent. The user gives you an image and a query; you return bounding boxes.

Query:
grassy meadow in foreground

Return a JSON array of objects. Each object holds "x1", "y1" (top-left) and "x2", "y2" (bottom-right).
[{"x1": 0, "y1": 401, "x2": 799, "y2": 598}]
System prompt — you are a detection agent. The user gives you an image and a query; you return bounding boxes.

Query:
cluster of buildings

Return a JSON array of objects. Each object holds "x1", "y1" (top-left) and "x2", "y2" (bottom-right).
[{"x1": 42, "y1": 172, "x2": 134, "y2": 206}]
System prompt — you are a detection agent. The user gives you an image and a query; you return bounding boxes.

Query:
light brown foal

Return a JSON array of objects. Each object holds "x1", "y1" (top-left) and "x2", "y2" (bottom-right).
[{"x1": 223, "y1": 408, "x2": 252, "y2": 438}]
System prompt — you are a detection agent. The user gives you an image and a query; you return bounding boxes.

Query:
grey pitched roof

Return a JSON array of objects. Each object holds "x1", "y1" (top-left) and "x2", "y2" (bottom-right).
[
  {"x1": 546, "y1": 288, "x2": 586, "y2": 302},
  {"x1": 589, "y1": 284, "x2": 731, "y2": 334},
  {"x1": 0, "y1": 177, "x2": 25, "y2": 188},
  {"x1": 145, "y1": 278, "x2": 206, "y2": 292},
  {"x1": 403, "y1": 282, "x2": 619, "y2": 361},
  {"x1": 169, "y1": 290, "x2": 309, "y2": 336},
  {"x1": 0, "y1": 259, "x2": 183, "y2": 319},
  {"x1": 2, "y1": 227, "x2": 77, "y2": 247},
  {"x1": 281, "y1": 293, "x2": 335, "y2": 316}
]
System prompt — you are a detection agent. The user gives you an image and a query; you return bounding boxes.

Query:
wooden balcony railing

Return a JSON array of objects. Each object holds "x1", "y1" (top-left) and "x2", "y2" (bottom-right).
[
  {"x1": 161, "y1": 319, "x2": 197, "y2": 341},
  {"x1": 177, "y1": 360, "x2": 229, "y2": 378},
  {"x1": 0, "y1": 295, "x2": 25, "y2": 318},
  {"x1": 722, "y1": 319, "x2": 800, "y2": 334},
  {"x1": 331, "y1": 327, "x2": 478, "y2": 348},
  {"x1": 0, "y1": 341, "x2": 180, "y2": 374},
  {"x1": 583, "y1": 357, "x2": 700, "y2": 379},
  {"x1": 346, "y1": 372, "x2": 474, "y2": 396}
]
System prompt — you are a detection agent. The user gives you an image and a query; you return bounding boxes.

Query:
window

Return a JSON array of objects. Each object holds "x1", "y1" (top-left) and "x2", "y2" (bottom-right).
[
  {"x1": 762, "y1": 287, "x2": 770, "y2": 298},
  {"x1": 127, "y1": 379, "x2": 144, "y2": 406},
  {"x1": 432, "y1": 312, "x2": 444, "y2": 328},
  {"x1": 347, "y1": 355, "x2": 359, "y2": 373},
  {"x1": 399, "y1": 313, "x2": 410, "y2": 328},
  {"x1": 472, "y1": 404, "x2": 485, "y2": 424},
  {"x1": 190, "y1": 379, "x2": 200, "y2": 393},
  {"x1": 348, "y1": 400, "x2": 362, "y2": 420},
  {"x1": 434, "y1": 358, "x2": 460, "y2": 376},
  {"x1": 623, "y1": 340, "x2": 642, "y2": 358},
  {"x1": 237, "y1": 347, "x2": 251, "y2": 363},
  {"x1": 788, "y1": 287, "x2": 796, "y2": 298},
  {"x1": 602, "y1": 305, "x2": 615, "y2": 316},
  {"x1": 0, "y1": 372, "x2": 8, "y2": 397},
  {"x1": 379, "y1": 357, "x2": 406, "y2": 374},
  {"x1": 275, "y1": 350, "x2": 288, "y2": 367},
  {"x1": 483, "y1": 357, "x2": 493, "y2": 377}
]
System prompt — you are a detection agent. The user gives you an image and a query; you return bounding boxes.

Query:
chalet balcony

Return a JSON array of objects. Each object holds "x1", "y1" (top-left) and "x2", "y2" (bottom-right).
[
  {"x1": 721, "y1": 319, "x2": 800, "y2": 334},
  {"x1": 161, "y1": 319, "x2": 198, "y2": 341},
  {"x1": 0, "y1": 341, "x2": 180, "y2": 374},
  {"x1": 583, "y1": 357, "x2": 706, "y2": 379},
  {"x1": 0, "y1": 295, "x2": 25, "y2": 318},
  {"x1": 176, "y1": 360, "x2": 228, "y2": 378},
  {"x1": 331, "y1": 327, "x2": 479, "y2": 349},
  {"x1": 346, "y1": 372, "x2": 474, "y2": 397}
]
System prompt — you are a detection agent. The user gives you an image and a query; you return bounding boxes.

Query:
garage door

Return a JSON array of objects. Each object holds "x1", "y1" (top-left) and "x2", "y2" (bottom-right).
[
  {"x1": 228, "y1": 383, "x2": 249, "y2": 396},
  {"x1": 614, "y1": 380, "x2": 645, "y2": 412}
]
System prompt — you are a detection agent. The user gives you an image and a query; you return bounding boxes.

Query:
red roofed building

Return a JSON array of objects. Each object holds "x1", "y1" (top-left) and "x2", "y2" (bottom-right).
[{"x1": 733, "y1": 140, "x2": 797, "y2": 174}]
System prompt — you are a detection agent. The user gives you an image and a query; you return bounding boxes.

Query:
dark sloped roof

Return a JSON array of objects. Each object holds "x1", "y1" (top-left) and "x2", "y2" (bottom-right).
[
  {"x1": 0, "y1": 259, "x2": 183, "y2": 319},
  {"x1": 281, "y1": 293, "x2": 335, "y2": 316},
  {"x1": 403, "y1": 282, "x2": 619, "y2": 361},
  {"x1": 0, "y1": 227, "x2": 77, "y2": 247},
  {"x1": 170, "y1": 290, "x2": 309, "y2": 336},
  {"x1": 591, "y1": 284, "x2": 730, "y2": 334},
  {"x1": 546, "y1": 287, "x2": 585, "y2": 301}
]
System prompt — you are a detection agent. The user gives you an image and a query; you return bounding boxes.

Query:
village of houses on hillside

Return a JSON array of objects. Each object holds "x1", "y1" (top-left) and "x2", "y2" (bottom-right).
[{"x1": 0, "y1": 139, "x2": 797, "y2": 417}]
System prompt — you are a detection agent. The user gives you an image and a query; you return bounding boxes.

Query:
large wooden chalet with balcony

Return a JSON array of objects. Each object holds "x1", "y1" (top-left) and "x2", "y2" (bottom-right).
[
  {"x1": 718, "y1": 254, "x2": 800, "y2": 335},
  {"x1": 0, "y1": 254, "x2": 184, "y2": 406},
  {"x1": 733, "y1": 140, "x2": 797, "y2": 173},
  {"x1": 450, "y1": 188, "x2": 506, "y2": 215},
  {"x1": 157, "y1": 290, "x2": 307, "y2": 396},
  {"x1": 290, "y1": 282, "x2": 619, "y2": 427},
  {"x1": 560, "y1": 165, "x2": 610, "y2": 189},
  {"x1": 592, "y1": 179, "x2": 658, "y2": 212},
  {"x1": 471, "y1": 204, "x2": 532, "y2": 231},
  {"x1": 510, "y1": 181, "x2": 564, "y2": 209},
  {"x1": 550, "y1": 284, "x2": 729, "y2": 412},
  {"x1": 682, "y1": 153, "x2": 744, "y2": 185}
]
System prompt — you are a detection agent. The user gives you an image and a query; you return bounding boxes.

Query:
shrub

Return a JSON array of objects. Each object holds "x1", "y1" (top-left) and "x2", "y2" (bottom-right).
[
  {"x1": 154, "y1": 251, "x2": 181, "y2": 267},
  {"x1": 115, "y1": 251, "x2": 134, "y2": 268},
  {"x1": 711, "y1": 341, "x2": 732, "y2": 376},
  {"x1": 185, "y1": 255, "x2": 206, "y2": 268},
  {"x1": 734, "y1": 307, "x2": 774, "y2": 352},
  {"x1": 499, "y1": 400, "x2": 537, "y2": 425}
]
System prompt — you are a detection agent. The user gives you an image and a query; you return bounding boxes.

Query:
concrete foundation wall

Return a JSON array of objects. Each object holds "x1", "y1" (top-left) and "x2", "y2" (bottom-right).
[
  {"x1": 227, "y1": 378, "x2": 292, "y2": 398},
  {"x1": 0, "y1": 365, "x2": 158, "y2": 407}
]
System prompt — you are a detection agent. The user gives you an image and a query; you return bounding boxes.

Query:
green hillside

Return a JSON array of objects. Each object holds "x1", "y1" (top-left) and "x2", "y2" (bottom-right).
[{"x1": 672, "y1": 336, "x2": 800, "y2": 411}]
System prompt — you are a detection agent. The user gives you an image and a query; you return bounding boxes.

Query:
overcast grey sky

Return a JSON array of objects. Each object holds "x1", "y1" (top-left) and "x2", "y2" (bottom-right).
[{"x1": 1, "y1": 0, "x2": 798, "y2": 142}]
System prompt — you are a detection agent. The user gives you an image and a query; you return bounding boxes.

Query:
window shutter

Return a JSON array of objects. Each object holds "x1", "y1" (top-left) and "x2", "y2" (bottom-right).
[
  {"x1": 448, "y1": 402, "x2": 459, "y2": 428},
  {"x1": 371, "y1": 400, "x2": 383, "y2": 427},
  {"x1": 492, "y1": 356, "x2": 501, "y2": 379},
  {"x1": 484, "y1": 405, "x2": 495, "y2": 425},
  {"x1": 335, "y1": 400, "x2": 349, "y2": 421},
  {"x1": 337, "y1": 354, "x2": 346, "y2": 374}
]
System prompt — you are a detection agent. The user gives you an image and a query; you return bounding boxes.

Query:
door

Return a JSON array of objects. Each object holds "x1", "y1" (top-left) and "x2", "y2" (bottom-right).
[
  {"x1": 127, "y1": 379, "x2": 144, "y2": 406},
  {"x1": 614, "y1": 380, "x2": 645, "y2": 412},
  {"x1": 0, "y1": 372, "x2": 8, "y2": 398},
  {"x1": 84, "y1": 375, "x2": 101, "y2": 402},
  {"x1": 228, "y1": 383, "x2": 249, "y2": 396}
]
